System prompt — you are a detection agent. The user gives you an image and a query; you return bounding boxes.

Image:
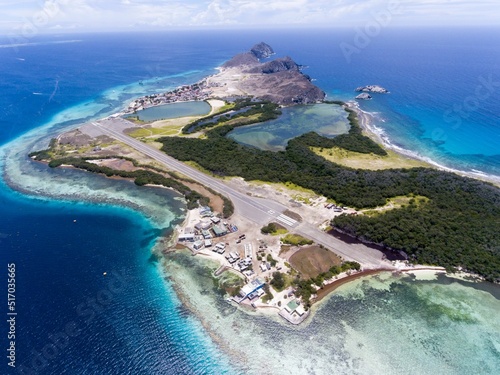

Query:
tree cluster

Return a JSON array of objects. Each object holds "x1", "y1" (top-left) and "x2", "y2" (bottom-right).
[
  {"x1": 270, "y1": 271, "x2": 285, "y2": 291},
  {"x1": 182, "y1": 99, "x2": 281, "y2": 134},
  {"x1": 293, "y1": 261, "x2": 361, "y2": 309},
  {"x1": 158, "y1": 104, "x2": 500, "y2": 281},
  {"x1": 261, "y1": 223, "x2": 277, "y2": 234}
]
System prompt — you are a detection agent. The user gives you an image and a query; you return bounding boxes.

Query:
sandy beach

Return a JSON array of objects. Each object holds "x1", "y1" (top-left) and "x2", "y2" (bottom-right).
[{"x1": 347, "y1": 101, "x2": 500, "y2": 187}]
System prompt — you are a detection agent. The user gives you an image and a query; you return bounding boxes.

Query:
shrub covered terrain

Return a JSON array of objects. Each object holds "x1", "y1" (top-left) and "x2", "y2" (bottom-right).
[{"x1": 159, "y1": 104, "x2": 500, "y2": 282}]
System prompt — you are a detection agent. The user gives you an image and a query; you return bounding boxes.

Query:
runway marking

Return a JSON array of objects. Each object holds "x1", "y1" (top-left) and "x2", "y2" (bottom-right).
[{"x1": 276, "y1": 214, "x2": 297, "y2": 227}]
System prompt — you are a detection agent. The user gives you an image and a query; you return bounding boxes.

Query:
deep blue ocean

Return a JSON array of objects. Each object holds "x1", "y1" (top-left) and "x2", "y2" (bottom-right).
[{"x1": 0, "y1": 28, "x2": 499, "y2": 374}]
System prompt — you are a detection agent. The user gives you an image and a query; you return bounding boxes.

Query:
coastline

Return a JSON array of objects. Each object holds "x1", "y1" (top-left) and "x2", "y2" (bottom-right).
[
  {"x1": 314, "y1": 266, "x2": 448, "y2": 304},
  {"x1": 159, "y1": 246, "x2": 500, "y2": 374},
  {"x1": 346, "y1": 101, "x2": 500, "y2": 187},
  {"x1": 165, "y1": 203, "x2": 452, "y2": 325},
  {"x1": 3, "y1": 34, "x2": 500, "y2": 375},
  {"x1": 17, "y1": 77, "x2": 496, "y2": 325},
  {"x1": 5, "y1": 47, "x2": 498, "y2": 327},
  {"x1": 314, "y1": 269, "x2": 392, "y2": 302}
]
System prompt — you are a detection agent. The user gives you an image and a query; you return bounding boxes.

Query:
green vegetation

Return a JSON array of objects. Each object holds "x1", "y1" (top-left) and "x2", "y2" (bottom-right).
[
  {"x1": 261, "y1": 223, "x2": 277, "y2": 234},
  {"x1": 270, "y1": 271, "x2": 293, "y2": 292},
  {"x1": 261, "y1": 284, "x2": 274, "y2": 303},
  {"x1": 29, "y1": 138, "x2": 57, "y2": 160},
  {"x1": 266, "y1": 254, "x2": 277, "y2": 267},
  {"x1": 261, "y1": 222, "x2": 288, "y2": 235},
  {"x1": 360, "y1": 195, "x2": 430, "y2": 216},
  {"x1": 45, "y1": 156, "x2": 208, "y2": 209},
  {"x1": 282, "y1": 234, "x2": 313, "y2": 246},
  {"x1": 334, "y1": 106, "x2": 387, "y2": 156},
  {"x1": 270, "y1": 271, "x2": 286, "y2": 291},
  {"x1": 221, "y1": 195, "x2": 234, "y2": 219},
  {"x1": 218, "y1": 271, "x2": 245, "y2": 297},
  {"x1": 157, "y1": 103, "x2": 500, "y2": 282},
  {"x1": 313, "y1": 146, "x2": 429, "y2": 170},
  {"x1": 182, "y1": 99, "x2": 281, "y2": 134},
  {"x1": 127, "y1": 125, "x2": 184, "y2": 138},
  {"x1": 293, "y1": 261, "x2": 361, "y2": 309},
  {"x1": 123, "y1": 115, "x2": 146, "y2": 125}
]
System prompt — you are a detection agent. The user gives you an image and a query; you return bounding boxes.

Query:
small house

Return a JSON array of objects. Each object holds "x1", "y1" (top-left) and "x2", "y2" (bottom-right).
[
  {"x1": 195, "y1": 221, "x2": 211, "y2": 231},
  {"x1": 199, "y1": 206, "x2": 213, "y2": 217},
  {"x1": 212, "y1": 225, "x2": 228, "y2": 237},
  {"x1": 192, "y1": 240, "x2": 204, "y2": 251},
  {"x1": 178, "y1": 233, "x2": 195, "y2": 242},
  {"x1": 201, "y1": 229, "x2": 212, "y2": 239}
]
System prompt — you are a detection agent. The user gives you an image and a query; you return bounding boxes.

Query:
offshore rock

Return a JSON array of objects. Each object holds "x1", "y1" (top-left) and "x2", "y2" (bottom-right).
[
  {"x1": 355, "y1": 93, "x2": 372, "y2": 100},
  {"x1": 355, "y1": 85, "x2": 389, "y2": 94}
]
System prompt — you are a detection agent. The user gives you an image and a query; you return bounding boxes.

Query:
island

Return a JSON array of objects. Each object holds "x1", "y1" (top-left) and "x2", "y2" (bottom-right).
[
  {"x1": 355, "y1": 93, "x2": 372, "y2": 100},
  {"x1": 29, "y1": 43, "x2": 500, "y2": 326},
  {"x1": 355, "y1": 85, "x2": 389, "y2": 93}
]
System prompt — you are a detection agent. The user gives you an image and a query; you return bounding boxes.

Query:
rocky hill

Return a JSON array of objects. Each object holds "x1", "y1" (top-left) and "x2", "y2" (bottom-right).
[
  {"x1": 250, "y1": 42, "x2": 275, "y2": 59},
  {"x1": 214, "y1": 43, "x2": 325, "y2": 105}
]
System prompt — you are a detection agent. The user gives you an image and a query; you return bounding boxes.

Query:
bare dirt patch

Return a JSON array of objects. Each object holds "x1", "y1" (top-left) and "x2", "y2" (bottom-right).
[
  {"x1": 183, "y1": 181, "x2": 224, "y2": 213},
  {"x1": 96, "y1": 158, "x2": 139, "y2": 172},
  {"x1": 58, "y1": 129, "x2": 93, "y2": 146},
  {"x1": 283, "y1": 210, "x2": 302, "y2": 222},
  {"x1": 289, "y1": 245, "x2": 342, "y2": 279},
  {"x1": 312, "y1": 146, "x2": 429, "y2": 170}
]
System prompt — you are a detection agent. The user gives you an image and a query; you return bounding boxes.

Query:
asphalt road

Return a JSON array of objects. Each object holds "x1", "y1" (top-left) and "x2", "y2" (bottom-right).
[{"x1": 91, "y1": 119, "x2": 389, "y2": 268}]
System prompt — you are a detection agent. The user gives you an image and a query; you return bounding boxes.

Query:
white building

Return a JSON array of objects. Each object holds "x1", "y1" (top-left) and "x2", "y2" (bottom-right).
[
  {"x1": 193, "y1": 240, "x2": 204, "y2": 250},
  {"x1": 178, "y1": 233, "x2": 195, "y2": 242}
]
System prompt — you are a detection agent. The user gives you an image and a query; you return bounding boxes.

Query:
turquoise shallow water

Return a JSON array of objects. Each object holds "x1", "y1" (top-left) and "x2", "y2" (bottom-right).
[
  {"x1": 228, "y1": 103, "x2": 350, "y2": 151},
  {"x1": 0, "y1": 161, "x2": 237, "y2": 374},
  {"x1": 166, "y1": 252, "x2": 500, "y2": 375},
  {"x1": 0, "y1": 30, "x2": 499, "y2": 374},
  {"x1": 131, "y1": 101, "x2": 211, "y2": 122}
]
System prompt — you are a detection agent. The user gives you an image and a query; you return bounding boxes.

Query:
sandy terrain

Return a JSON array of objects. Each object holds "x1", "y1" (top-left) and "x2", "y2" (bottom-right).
[
  {"x1": 226, "y1": 177, "x2": 355, "y2": 228},
  {"x1": 288, "y1": 245, "x2": 342, "y2": 279},
  {"x1": 92, "y1": 158, "x2": 139, "y2": 171},
  {"x1": 313, "y1": 146, "x2": 429, "y2": 170}
]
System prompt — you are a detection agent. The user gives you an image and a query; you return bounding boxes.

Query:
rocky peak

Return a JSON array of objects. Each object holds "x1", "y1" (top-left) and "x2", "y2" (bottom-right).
[
  {"x1": 250, "y1": 42, "x2": 275, "y2": 59},
  {"x1": 221, "y1": 52, "x2": 259, "y2": 68},
  {"x1": 218, "y1": 43, "x2": 325, "y2": 105},
  {"x1": 251, "y1": 56, "x2": 301, "y2": 74}
]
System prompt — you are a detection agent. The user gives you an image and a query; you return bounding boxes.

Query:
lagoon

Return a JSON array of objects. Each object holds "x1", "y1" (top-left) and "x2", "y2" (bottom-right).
[
  {"x1": 228, "y1": 103, "x2": 350, "y2": 151},
  {"x1": 2, "y1": 31, "x2": 499, "y2": 375},
  {"x1": 130, "y1": 101, "x2": 211, "y2": 122}
]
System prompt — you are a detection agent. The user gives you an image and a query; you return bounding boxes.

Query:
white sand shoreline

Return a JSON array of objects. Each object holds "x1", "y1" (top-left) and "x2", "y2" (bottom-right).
[{"x1": 346, "y1": 101, "x2": 500, "y2": 187}]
